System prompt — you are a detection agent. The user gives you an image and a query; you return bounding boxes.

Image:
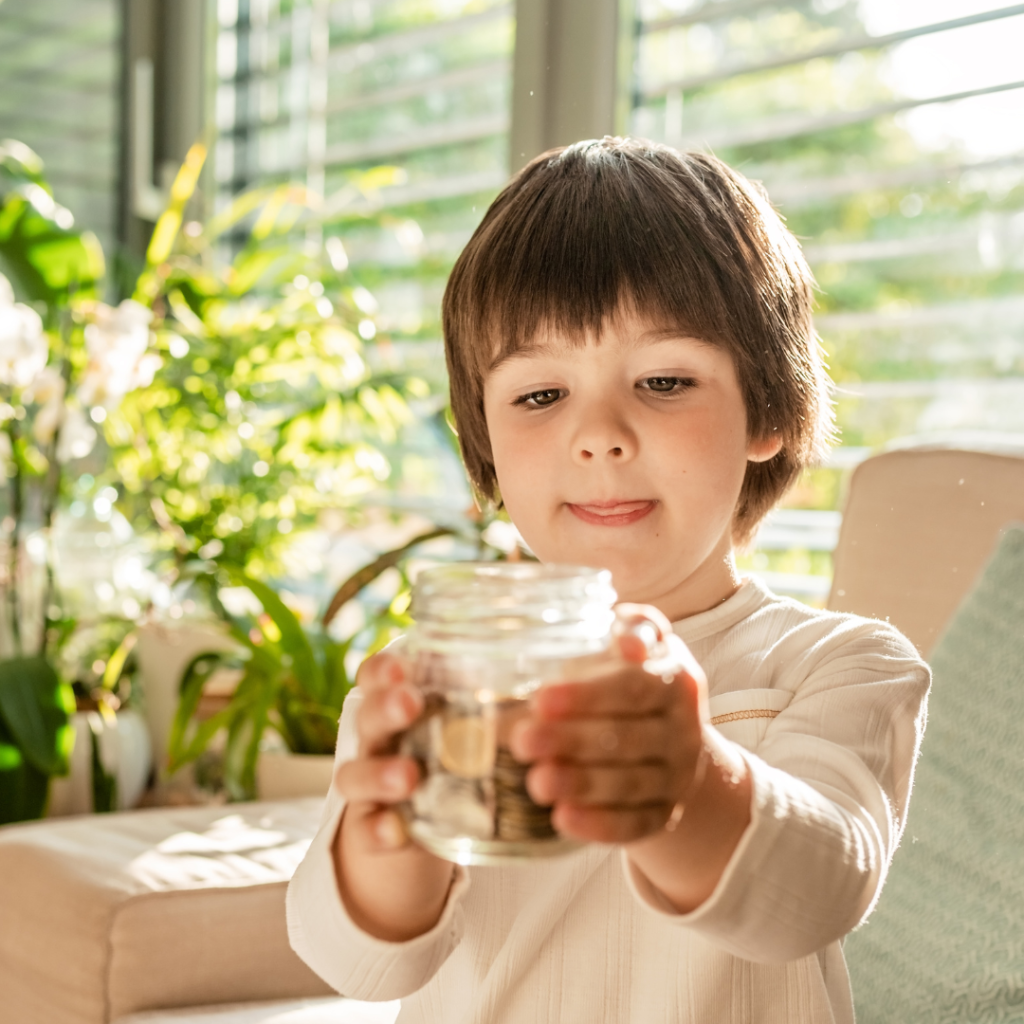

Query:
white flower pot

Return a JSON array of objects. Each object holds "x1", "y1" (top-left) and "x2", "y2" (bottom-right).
[
  {"x1": 256, "y1": 751, "x2": 335, "y2": 801},
  {"x1": 47, "y1": 708, "x2": 153, "y2": 816},
  {"x1": 135, "y1": 621, "x2": 236, "y2": 782}
]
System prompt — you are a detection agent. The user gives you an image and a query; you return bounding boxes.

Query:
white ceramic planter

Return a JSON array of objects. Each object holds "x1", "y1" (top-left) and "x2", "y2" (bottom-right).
[
  {"x1": 256, "y1": 751, "x2": 335, "y2": 801},
  {"x1": 135, "y1": 621, "x2": 236, "y2": 782},
  {"x1": 47, "y1": 708, "x2": 153, "y2": 816}
]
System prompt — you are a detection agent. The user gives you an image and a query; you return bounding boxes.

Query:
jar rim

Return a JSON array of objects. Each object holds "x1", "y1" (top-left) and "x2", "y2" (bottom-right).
[{"x1": 409, "y1": 562, "x2": 617, "y2": 662}]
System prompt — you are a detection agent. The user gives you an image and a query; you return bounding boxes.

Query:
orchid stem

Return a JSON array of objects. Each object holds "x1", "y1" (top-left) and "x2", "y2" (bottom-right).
[
  {"x1": 7, "y1": 417, "x2": 22, "y2": 658},
  {"x1": 37, "y1": 347, "x2": 73, "y2": 659}
]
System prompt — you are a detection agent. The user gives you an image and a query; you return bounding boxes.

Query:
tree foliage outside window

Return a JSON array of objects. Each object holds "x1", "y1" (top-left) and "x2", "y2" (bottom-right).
[{"x1": 634, "y1": 0, "x2": 1024, "y2": 588}]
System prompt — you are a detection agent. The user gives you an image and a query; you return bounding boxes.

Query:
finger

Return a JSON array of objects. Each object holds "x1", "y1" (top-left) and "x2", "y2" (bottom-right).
[
  {"x1": 552, "y1": 802, "x2": 672, "y2": 844},
  {"x1": 511, "y1": 714, "x2": 672, "y2": 763},
  {"x1": 335, "y1": 754, "x2": 420, "y2": 804},
  {"x1": 615, "y1": 632, "x2": 648, "y2": 664},
  {"x1": 343, "y1": 804, "x2": 412, "y2": 853},
  {"x1": 527, "y1": 761, "x2": 671, "y2": 807},
  {"x1": 533, "y1": 667, "x2": 678, "y2": 720},
  {"x1": 356, "y1": 650, "x2": 412, "y2": 695},
  {"x1": 357, "y1": 683, "x2": 424, "y2": 754},
  {"x1": 614, "y1": 603, "x2": 674, "y2": 649}
]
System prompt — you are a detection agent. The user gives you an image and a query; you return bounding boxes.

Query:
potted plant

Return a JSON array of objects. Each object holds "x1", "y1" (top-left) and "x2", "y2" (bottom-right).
[
  {"x1": 165, "y1": 513, "x2": 529, "y2": 800},
  {"x1": 0, "y1": 141, "x2": 160, "y2": 822}
]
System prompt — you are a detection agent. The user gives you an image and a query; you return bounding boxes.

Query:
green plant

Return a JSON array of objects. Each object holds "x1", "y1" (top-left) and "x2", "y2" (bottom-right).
[
  {"x1": 0, "y1": 135, "x2": 431, "y2": 820},
  {"x1": 0, "y1": 140, "x2": 133, "y2": 822},
  {"x1": 106, "y1": 148, "x2": 422, "y2": 580},
  {"x1": 166, "y1": 503, "x2": 530, "y2": 801},
  {"x1": 166, "y1": 526, "x2": 447, "y2": 799}
]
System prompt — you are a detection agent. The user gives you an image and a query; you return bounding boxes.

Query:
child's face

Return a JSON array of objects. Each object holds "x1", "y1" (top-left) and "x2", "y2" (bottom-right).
[{"x1": 482, "y1": 311, "x2": 781, "y2": 620}]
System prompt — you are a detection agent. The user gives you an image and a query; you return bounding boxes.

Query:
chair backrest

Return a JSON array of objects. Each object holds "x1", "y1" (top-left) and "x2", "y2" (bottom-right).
[
  {"x1": 844, "y1": 524, "x2": 1024, "y2": 1022},
  {"x1": 828, "y1": 436, "x2": 1024, "y2": 657}
]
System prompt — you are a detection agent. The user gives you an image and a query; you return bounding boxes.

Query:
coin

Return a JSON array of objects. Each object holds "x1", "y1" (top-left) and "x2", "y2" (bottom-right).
[{"x1": 440, "y1": 715, "x2": 496, "y2": 779}]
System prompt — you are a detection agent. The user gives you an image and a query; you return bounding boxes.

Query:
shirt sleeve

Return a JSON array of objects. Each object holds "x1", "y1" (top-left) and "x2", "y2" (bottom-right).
[
  {"x1": 286, "y1": 687, "x2": 471, "y2": 1000},
  {"x1": 623, "y1": 616, "x2": 931, "y2": 964}
]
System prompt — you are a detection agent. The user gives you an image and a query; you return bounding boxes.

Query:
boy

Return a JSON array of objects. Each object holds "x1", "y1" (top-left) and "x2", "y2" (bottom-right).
[{"x1": 287, "y1": 138, "x2": 930, "y2": 1023}]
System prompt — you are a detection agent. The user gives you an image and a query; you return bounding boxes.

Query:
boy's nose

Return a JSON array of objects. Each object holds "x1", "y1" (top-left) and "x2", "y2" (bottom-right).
[
  {"x1": 572, "y1": 409, "x2": 637, "y2": 463},
  {"x1": 578, "y1": 443, "x2": 625, "y2": 461}
]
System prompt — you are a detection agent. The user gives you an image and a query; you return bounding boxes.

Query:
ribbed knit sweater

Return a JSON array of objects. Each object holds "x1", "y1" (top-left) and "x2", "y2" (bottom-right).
[{"x1": 287, "y1": 577, "x2": 930, "y2": 1024}]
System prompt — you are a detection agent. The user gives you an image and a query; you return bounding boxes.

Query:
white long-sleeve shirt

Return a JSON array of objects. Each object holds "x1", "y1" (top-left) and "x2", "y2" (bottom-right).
[{"x1": 287, "y1": 577, "x2": 930, "y2": 1024}]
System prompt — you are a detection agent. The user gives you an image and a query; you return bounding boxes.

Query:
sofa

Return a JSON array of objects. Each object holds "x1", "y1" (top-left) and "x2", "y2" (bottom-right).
[{"x1": 1, "y1": 437, "x2": 1021, "y2": 1024}]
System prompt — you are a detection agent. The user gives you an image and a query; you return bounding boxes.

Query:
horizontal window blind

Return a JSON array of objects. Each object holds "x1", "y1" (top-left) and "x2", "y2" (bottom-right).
[
  {"x1": 0, "y1": 0, "x2": 120, "y2": 258},
  {"x1": 215, "y1": 0, "x2": 514, "y2": 350},
  {"x1": 633, "y1": 0, "x2": 1024, "y2": 596}
]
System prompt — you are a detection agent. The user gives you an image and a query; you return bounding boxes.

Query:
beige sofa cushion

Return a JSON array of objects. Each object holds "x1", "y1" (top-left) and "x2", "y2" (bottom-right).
[
  {"x1": 829, "y1": 441, "x2": 1024, "y2": 657},
  {"x1": 0, "y1": 800, "x2": 333, "y2": 1024}
]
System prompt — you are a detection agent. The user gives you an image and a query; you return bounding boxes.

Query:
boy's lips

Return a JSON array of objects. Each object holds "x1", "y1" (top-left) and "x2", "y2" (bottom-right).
[{"x1": 566, "y1": 500, "x2": 657, "y2": 526}]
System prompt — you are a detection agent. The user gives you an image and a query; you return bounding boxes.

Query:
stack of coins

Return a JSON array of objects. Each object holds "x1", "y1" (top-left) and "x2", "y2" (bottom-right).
[{"x1": 493, "y1": 746, "x2": 556, "y2": 841}]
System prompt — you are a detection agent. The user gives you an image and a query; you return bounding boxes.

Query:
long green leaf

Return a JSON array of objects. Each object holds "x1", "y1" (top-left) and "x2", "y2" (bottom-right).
[
  {"x1": 226, "y1": 244, "x2": 293, "y2": 295},
  {"x1": 89, "y1": 717, "x2": 117, "y2": 814},
  {"x1": 223, "y1": 709, "x2": 257, "y2": 801},
  {"x1": 0, "y1": 142, "x2": 104, "y2": 303},
  {"x1": 227, "y1": 569, "x2": 323, "y2": 699},
  {"x1": 239, "y1": 681, "x2": 275, "y2": 798},
  {"x1": 0, "y1": 714, "x2": 49, "y2": 823},
  {"x1": 167, "y1": 652, "x2": 224, "y2": 771},
  {"x1": 321, "y1": 527, "x2": 453, "y2": 628},
  {"x1": 0, "y1": 656, "x2": 73, "y2": 775}
]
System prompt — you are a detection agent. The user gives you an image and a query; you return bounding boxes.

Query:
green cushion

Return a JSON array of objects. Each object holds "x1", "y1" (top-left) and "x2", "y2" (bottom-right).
[{"x1": 845, "y1": 525, "x2": 1024, "y2": 1023}]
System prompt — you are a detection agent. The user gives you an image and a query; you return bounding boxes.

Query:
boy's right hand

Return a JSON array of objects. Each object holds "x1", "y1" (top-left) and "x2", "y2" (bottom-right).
[
  {"x1": 334, "y1": 649, "x2": 425, "y2": 852},
  {"x1": 333, "y1": 649, "x2": 455, "y2": 943}
]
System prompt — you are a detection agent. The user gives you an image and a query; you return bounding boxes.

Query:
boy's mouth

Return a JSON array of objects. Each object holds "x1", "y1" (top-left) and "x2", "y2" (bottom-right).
[{"x1": 566, "y1": 500, "x2": 656, "y2": 526}]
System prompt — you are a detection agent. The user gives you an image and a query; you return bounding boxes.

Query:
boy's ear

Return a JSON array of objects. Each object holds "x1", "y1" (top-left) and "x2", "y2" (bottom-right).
[{"x1": 746, "y1": 433, "x2": 784, "y2": 463}]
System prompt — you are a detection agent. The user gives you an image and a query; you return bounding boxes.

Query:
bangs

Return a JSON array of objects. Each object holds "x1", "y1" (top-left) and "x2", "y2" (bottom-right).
[{"x1": 454, "y1": 140, "x2": 735, "y2": 378}]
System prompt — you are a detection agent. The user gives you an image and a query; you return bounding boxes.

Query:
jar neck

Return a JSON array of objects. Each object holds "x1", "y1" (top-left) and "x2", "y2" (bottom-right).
[{"x1": 410, "y1": 562, "x2": 617, "y2": 661}]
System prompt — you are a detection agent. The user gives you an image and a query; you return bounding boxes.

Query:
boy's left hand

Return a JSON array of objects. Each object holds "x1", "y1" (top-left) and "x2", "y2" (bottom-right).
[{"x1": 509, "y1": 606, "x2": 708, "y2": 845}]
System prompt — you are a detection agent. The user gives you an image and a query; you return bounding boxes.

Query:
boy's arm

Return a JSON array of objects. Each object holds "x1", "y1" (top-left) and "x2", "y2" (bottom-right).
[
  {"x1": 643, "y1": 624, "x2": 929, "y2": 963},
  {"x1": 621, "y1": 723, "x2": 753, "y2": 914},
  {"x1": 514, "y1": 621, "x2": 930, "y2": 963}
]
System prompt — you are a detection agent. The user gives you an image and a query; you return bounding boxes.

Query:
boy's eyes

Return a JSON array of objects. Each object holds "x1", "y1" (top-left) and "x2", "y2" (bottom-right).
[
  {"x1": 638, "y1": 376, "x2": 696, "y2": 394},
  {"x1": 514, "y1": 388, "x2": 562, "y2": 408},
  {"x1": 513, "y1": 377, "x2": 696, "y2": 407}
]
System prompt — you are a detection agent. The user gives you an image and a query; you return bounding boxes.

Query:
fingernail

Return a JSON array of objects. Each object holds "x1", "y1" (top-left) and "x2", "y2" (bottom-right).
[
  {"x1": 383, "y1": 761, "x2": 409, "y2": 796},
  {"x1": 525, "y1": 765, "x2": 554, "y2": 806},
  {"x1": 510, "y1": 720, "x2": 540, "y2": 760},
  {"x1": 375, "y1": 811, "x2": 406, "y2": 849},
  {"x1": 536, "y1": 686, "x2": 571, "y2": 718},
  {"x1": 387, "y1": 689, "x2": 413, "y2": 727}
]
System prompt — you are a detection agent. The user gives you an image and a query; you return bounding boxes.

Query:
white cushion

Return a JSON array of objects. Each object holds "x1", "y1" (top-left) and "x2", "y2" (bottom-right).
[{"x1": 0, "y1": 799, "x2": 334, "y2": 1023}]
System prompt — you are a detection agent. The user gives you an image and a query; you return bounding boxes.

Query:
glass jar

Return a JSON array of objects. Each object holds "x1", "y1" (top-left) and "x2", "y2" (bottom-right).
[{"x1": 399, "y1": 561, "x2": 618, "y2": 866}]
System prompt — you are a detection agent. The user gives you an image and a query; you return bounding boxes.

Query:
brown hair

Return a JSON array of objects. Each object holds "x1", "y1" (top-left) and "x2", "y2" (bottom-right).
[{"x1": 442, "y1": 136, "x2": 834, "y2": 545}]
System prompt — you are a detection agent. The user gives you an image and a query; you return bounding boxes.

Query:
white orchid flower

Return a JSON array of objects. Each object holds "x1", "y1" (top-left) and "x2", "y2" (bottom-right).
[
  {"x1": 0, "y1": 273, "x2": 48, "y2": 389},
  {"x1": 79, "y1": 299, "x2": 162, "y2": 407},
  {"x1": 27, "y1": 366, "x2": 67, "y2": 447},
  {"x1": 55, "y1": 407, "x2": 97, "y2": 463},
  {"x1": 24, "y1": 365, "x2": 65, "y2": 406},
  {"x1": 33, "y1": 391, "x2": 66, "y2": 446}
]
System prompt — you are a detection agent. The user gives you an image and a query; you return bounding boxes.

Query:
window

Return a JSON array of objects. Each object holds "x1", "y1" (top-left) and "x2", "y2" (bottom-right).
[
  {"x1": 214, "y1": 0, "x2": 514, "y2": 350},
  {"x1": 0, "y1": 0, "x2": 120, "y2": 257},
  {"x1": 633, "y1": 0, "x2": 1024, "y2": 597}
]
